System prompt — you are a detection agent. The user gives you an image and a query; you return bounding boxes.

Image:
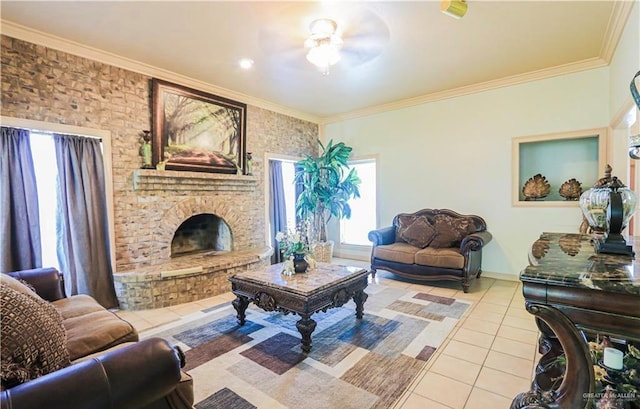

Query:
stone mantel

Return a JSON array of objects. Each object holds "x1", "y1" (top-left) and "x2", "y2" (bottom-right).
[{"x1": 133, "y1": 169, "x2": 259, "y2": 192}]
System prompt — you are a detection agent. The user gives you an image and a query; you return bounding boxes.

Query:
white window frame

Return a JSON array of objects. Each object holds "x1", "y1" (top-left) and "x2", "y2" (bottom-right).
[{"x1": 334, "y1": 155, "x2": 378, "y2": 261}]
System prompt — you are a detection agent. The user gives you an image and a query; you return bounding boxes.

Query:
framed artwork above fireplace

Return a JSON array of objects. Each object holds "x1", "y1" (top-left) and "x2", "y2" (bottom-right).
[{"x1": 151, "y1": 78, "x2": 247, "y2": 174}]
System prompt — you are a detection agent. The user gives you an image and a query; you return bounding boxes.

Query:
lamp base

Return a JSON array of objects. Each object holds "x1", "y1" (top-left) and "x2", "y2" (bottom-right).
[{"x1": 595, "y1": 234, "x2": 635, "y2": 256}]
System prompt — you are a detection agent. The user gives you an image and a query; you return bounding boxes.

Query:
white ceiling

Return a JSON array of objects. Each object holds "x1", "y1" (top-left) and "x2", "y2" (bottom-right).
[{"x1": 0, "y1": 1, "x2": 632, "y2": 122}]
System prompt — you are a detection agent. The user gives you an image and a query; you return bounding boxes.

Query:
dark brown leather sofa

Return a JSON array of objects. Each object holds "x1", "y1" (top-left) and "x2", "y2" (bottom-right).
[
  {"x1": 0, "y1": 268, "x2": 194, "y2": 409},
  {"x1": 368, "y1": 209, "x2": 492, "y2": 292}
]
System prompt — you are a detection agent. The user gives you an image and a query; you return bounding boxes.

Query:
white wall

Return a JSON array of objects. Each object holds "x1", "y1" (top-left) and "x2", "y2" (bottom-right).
[
  {"x1": 609, "y1": 1, "x2": 639, "y2": 120},
  {"x1": 325, "y1": 68, "x2": 611, "y2": 277}
]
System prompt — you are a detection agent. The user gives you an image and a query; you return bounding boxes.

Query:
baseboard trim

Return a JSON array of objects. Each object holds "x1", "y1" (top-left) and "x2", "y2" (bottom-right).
[
  {"x1": 481, "y1": 271, "x2": 520, "y2": 282},
  {"x1": 333, "y1": 247, "x2": 370, "y2": 262}
]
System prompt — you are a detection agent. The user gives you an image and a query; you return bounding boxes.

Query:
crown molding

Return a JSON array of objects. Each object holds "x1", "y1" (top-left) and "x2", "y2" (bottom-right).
[
  {"x1": 0, "y1": 20, "x2": 322, "y2": 125},
  {"x1": 321, "y1": 57, "x2": 609, "y2": 124},
  {"x1": 599, "y1": 1, "x2": 636, "y2": 63}
]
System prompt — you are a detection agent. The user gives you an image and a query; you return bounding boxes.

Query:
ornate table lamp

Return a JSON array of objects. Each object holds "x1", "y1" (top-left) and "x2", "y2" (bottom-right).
[{"x1": 579, "y1": 165, "x2": 638, "y2": 255}]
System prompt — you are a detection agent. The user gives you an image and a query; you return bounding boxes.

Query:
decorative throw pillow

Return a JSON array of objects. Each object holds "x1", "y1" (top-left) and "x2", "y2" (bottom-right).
[
  {"x1": 399, "y1": 216, "x2": 438, "y2": 248},
  {"x1": 0, "y1": 273, "x2": 38, "y2": 299},
  {"x1": 430, "y1": 215, "x2": 477, "y2": 248},
  {"x1": 0, "y1": 283, "x2": 70, "y2": 389},
  {"x1": 395, "y1": 214, "x2": 417, "y2": 243}
]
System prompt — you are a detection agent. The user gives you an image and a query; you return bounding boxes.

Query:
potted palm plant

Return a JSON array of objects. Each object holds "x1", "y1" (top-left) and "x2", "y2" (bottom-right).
[{"x1": 294, "y1": 139, "x2": 361, "y2": 262}]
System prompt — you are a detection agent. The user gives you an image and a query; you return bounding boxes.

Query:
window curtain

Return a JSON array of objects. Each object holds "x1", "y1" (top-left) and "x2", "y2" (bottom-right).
[
  {"x1": 269, "y1": 160, "x2": 287, "y2": 264},
  {"x1": 0, "y1": 127, "x2": 42, "y2": 272},
  {"x1": 54, "y1": 134, "x2": 118, "y2": 308}
]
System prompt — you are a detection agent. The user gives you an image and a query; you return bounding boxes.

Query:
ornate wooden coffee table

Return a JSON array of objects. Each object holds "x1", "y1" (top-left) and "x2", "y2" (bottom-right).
[{"x1": 228, "y1": 262, "x2": 369, "y2": 353}]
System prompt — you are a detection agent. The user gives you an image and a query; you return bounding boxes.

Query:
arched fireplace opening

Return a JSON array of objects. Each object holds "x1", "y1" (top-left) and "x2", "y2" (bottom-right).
[{"x1": 171, "y1": 213, "x2": 231, "y2": 257}]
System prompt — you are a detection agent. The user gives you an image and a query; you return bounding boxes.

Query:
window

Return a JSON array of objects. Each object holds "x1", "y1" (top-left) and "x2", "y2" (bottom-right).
[
  {"x1": 29, "y1": 132, "x2": 60, "y2": 269},
  {"x1": 340, "y1": 158, "x2": 376, "y2": 246},
  {"x1": 1, "y1": 116, "x2": 115, "y2": 268},
  {"x1": 281, "y1": 161, "x2": 297, "y2": 231}
]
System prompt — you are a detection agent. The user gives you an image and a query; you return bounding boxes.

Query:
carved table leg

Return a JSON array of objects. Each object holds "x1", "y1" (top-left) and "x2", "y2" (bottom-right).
[
  {"x1": 296, "y1": 315, "x2": 317, "y2": 353},
  {"x1": 510, "y1": 302, "x2": 595, "y2": 409},
  {"x1": 353, "y1": 290, "x2": 368, "y2": 319},
  {"x1": 532, "y1": 318, "x2": 565, "y2": 393},
  {"x1": 232, "y1": 295, "x2": 249, "y2": 326}
]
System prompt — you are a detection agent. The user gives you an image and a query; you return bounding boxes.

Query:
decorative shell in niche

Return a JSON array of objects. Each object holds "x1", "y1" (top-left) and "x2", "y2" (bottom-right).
[
  {"x1": 522, "y1": 174, "x2": 551, "y2": 200},
  {"x1": 558, "y1": 178, "x2": 582, "y2": 201}
]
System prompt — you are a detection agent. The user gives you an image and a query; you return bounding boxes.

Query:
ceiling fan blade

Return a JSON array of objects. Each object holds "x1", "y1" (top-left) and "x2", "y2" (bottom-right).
[{"x1": 257, "y1": 3, "x2": 391, "y2": 71}]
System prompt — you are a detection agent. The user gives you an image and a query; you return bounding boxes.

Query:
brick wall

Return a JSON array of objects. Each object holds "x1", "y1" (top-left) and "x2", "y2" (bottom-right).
[{"x1": 1, "y1": 35, "x2": 318, "y2": 273}]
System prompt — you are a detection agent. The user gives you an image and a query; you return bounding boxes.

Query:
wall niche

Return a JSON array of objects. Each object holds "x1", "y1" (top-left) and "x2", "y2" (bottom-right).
[{"x1": 512, "y1": 128, "x2": 607, "y2": 207}]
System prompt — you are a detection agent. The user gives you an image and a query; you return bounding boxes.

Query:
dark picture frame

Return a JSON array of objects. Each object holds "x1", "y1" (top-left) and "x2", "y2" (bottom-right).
[{"x1": 152, "y1": 78, "x2": 247, "y2": 174}]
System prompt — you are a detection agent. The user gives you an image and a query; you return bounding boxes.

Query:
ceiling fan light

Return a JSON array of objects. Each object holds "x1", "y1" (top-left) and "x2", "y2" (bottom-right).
[
  {"x1": 441, "y1": 0, "x2": 468, "y2": 19},
  {"x1": 306, "y1": 43, "x2": 341, "y2": 75},
  {"x1": 304, "y1": 18, "x2": 343, "y2": 75},
  {"x1": 309, "y1": 18, "x2": 338, "y2": 38}
]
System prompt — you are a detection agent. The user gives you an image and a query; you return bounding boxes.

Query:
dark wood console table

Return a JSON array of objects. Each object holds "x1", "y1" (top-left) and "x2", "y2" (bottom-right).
[{"x1": 511, "y1": 232, "x2": 640, "y2": 409}]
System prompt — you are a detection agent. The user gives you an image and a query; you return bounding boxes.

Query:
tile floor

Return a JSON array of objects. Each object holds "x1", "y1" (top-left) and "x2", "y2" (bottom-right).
[{"x1": 115, "y1": 259, "x2": 539, "y2": 409}]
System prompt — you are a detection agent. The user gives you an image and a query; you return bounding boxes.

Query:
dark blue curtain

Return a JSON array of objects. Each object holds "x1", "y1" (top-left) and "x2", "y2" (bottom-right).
[
  {"x1": 269, "y1": 160, "x2": 287, "y2": 264},
  {"x1": 54, "y1": 133, "x2": 118, "y2": 308},
  {"x1": 0, "y1": 127, "x2": 42, "y2": 272}
]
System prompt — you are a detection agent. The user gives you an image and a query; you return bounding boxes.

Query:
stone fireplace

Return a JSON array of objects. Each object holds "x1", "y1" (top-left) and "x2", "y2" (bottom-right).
[
  {"x1": 112, "y1": 169, "x2": 272, "y2": 310},
  {"x1": 171, "y1": 214, "x2": 231, "y2": 257}
]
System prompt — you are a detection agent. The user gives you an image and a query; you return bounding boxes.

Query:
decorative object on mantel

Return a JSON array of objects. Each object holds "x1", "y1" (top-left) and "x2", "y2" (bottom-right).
[
  {"x1": 139, "y1": 130, "x2": 153, "y2": 169},
  {"x1": 579, "y1": 165, "x2": 638, "y2": 256},
  {"x1": 559, "y1": 178, "x2": 582, "y2": 201},
  {"x1": 151, "y1": 78, "x2": 247, "y2": 175},
  {"x1": 522, "y1": 173, "x2": 551, "y2": 200},
  {"x1": 246, "y1": 152, "x2": 253, "y2": 176}
]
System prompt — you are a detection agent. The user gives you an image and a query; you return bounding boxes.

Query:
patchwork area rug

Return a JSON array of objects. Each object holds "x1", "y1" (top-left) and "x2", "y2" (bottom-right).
[{"x1": 143, "y1": 283, "x2": 471, "y2": 409}]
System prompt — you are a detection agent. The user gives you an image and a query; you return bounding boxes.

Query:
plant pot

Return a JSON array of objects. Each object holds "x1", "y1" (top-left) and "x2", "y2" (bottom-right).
[
  {"x1": 293, "y1": 253, "x2": 309, "y2": 273},
  {"x1": 311, "y1": 240, "x2": 334, "y2": 263}
]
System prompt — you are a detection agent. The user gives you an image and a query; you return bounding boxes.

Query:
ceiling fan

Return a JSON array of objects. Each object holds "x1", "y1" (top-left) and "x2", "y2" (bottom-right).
[{"x1": 257, "y1": 4, "x2": 390, "y2": 75}]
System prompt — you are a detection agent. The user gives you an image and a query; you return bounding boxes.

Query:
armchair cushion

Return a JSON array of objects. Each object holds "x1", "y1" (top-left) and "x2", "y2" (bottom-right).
[
  {"x1": 373, "y1": 242, "x2": 420, "y2": 264},
  {"x1": 398, "y1": 215, "x2": 437, "y2": 248},
  {"x1": 52, "y1": 294, "x2": 107, "y2": 320},
  {"x1": 63, "y1": 308, "x2": 138, "y2": 361},
  {"x1": 0, "y1": 283, "x2": 70, "y2": 388},
  {"x1": 429, "y1": 214, "x2": 476, "y2": 248},
  {"x1": 415, "y1": 247, "x2": 465, "y2": 269}
]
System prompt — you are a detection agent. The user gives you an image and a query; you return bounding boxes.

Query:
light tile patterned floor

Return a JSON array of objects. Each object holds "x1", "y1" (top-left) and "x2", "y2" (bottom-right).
[{"x1": 115, "y1": 258, "x2": 539, "y2": 409}]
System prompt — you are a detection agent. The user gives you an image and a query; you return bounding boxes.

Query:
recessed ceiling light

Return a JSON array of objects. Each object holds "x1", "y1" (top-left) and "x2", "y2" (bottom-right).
[{"x1": 239, "y1": 58, "x2": 254, "y2": 69}]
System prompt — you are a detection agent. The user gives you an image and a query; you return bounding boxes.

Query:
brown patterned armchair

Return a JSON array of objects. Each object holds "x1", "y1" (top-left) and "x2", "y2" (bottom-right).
[{"x1": 368, "y1": 209, "x2": 492, "y2": 292}]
